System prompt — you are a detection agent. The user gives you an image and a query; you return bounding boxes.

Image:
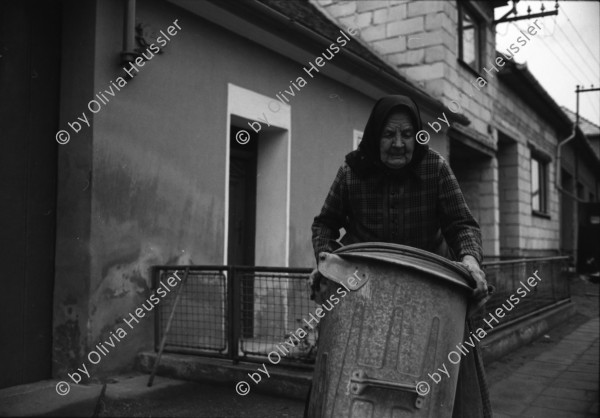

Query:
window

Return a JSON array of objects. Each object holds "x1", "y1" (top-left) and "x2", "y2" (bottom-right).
[
  {"x1": 458, "y1": 3, "x2": 482, "y2": 72},
  {"x1": 531, "y1": 157, "x2": 548, "y2": 214}
]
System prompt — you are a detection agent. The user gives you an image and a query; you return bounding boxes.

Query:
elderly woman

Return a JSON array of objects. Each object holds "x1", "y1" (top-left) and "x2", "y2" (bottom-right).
[{"x1": 309, "y1": 95, "x2": 491, "y2": 418}]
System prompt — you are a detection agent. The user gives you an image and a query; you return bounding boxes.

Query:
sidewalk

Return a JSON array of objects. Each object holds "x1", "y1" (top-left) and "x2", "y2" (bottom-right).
[
  {"x1": 488, "y1": 316, "x2": 599, "y2": 418},
  {"x1": 0, "y1": 374, "x2": 307, "y2": 417},
  {"x1": 1, "y1": 316, "x2": 596, "y2": 417}
]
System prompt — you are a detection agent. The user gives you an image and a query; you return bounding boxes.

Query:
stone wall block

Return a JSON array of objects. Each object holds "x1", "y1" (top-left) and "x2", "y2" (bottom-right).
[
  {"x1": 357, "y1": 0, "x2": 391, "y2": 13},
  {"x1": 373, "y1": 36, "x2": 407, "y2": 55},
  {"x1": 386, "y1": 16, "x2": 424, "y2": 37}
]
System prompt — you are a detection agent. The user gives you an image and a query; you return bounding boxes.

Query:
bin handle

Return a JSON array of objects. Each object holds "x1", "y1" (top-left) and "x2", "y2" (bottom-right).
[
  {"x1": 318, "y1": 253, "x2": 371, "y2": 291},
  {"x1": 348, "y1": 370, "x2": 424, "y2": 409}
]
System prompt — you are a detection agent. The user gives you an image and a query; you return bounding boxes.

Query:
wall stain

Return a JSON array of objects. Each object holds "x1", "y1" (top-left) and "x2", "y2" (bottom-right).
[{"x1": 100, "y1": 249, "x2": 141, "y2": 283}]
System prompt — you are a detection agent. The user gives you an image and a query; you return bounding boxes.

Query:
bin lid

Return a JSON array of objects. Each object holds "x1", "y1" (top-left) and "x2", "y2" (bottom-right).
[{"x1": 331, "y1": 242, "x2": 474, "y2": 291}]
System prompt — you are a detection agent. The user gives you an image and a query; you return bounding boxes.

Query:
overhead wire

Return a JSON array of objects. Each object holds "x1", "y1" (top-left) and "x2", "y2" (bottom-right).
[
  {"x1": 540, "y1": 12, "x2": 558, "y2": 37},
  {"x1": 553, "y1": 17, "x2": 600, "y2": 85},
  {"x1": 550, "y1": 32, "x2": 599, "y2": 86},
  {"x1": 518, "y1": 18, "x2": 598, "y2": 88},
  {"x1": 550, "y1": 2, "x2": 600, "y2": 120},
  {"x1": 509, "y1": 20, "x2": 600, "y2": 124},
  {"x1": 530, "y1": 10, "x2": 599, "y2": 86},
  {"x1": 504, "y1": 2, "x2": 597, "y2": 85},
  {"x1": 558, "y1": 2, "x2": 600, "y2": 123},
  {"x1": 496, "y1": 2, "x2": 599, "y2": 125},
  {"x1": 561, "y1": 5, "x2": 600, "y2": 66},
  {"x1": 509, "y1": 21, "x2": 590, "y2": 85}
]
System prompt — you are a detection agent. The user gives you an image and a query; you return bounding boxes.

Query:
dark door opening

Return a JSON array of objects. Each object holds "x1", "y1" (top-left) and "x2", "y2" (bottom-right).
[
  {"x1": 228, "y1": 126, "x2": 257, "y2": 338},
  {"x1": 228, "y1": 127, "x2": 257, "y2": 266},
  {"x1": 0, "y1": 0, "x2": 60, "y2": 388},
  {"x1": 577, "y1": 202, "x2": 600, "y2": 273}
]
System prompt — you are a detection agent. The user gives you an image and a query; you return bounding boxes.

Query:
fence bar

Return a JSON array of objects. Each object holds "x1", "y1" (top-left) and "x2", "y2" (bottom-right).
[
  {"x1": 482, "y1": 256, "x2": 569, "y2": 266},
  {"x1": 230, "y1": 266, "x2": 241, "y2": 364},
  {"x1": 148, "y1": 267, "x2": 190, "y2": 386}
]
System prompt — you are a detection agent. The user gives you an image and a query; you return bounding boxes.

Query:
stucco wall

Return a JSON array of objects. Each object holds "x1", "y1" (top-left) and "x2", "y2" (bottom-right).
[{"x1": 57, "y1": 0, "x2": 446, "y2": 378}]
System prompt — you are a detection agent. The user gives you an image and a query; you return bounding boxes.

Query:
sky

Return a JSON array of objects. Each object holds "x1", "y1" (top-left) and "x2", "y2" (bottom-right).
[{"x1": 494, "y1": 0, "x2": 600, "y2": 127}]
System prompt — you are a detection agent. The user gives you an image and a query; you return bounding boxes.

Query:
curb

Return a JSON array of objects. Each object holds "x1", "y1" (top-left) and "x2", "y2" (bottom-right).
[{"x1": 137, "y1": 352, "x2": 312, "y2": 400}]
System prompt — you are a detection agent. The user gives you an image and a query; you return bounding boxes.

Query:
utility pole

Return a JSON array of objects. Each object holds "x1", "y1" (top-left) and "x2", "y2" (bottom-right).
[{"x1": 575, "y1": 85, "x2": 600, "y2": 127}]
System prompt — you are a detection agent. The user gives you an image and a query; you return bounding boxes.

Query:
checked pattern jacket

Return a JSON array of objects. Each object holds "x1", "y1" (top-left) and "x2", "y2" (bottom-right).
[{"x1": 311, "y1": 149, "x2": 483, "y2": 264}]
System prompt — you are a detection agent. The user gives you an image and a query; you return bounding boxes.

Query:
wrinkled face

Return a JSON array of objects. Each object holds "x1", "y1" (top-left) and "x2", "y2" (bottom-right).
[{"x1": 379, "y1": 110, "x2": 416, "y2": 170}]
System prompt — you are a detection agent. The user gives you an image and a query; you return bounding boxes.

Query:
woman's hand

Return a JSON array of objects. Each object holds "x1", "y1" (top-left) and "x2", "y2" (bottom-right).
[{"x1": 460, "y1": 255, "x2": 489, "y2": 300}]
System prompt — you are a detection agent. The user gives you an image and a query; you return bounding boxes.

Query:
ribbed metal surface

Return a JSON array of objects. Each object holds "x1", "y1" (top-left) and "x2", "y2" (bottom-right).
[{"x1": 308, "y1": 244, "x2": 469, "y2": 418}]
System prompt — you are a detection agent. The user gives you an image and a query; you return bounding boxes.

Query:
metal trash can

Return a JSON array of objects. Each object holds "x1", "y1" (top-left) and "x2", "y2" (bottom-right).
[{"x1": 306, "y1": 243, "x2": 473, "y2": 418}]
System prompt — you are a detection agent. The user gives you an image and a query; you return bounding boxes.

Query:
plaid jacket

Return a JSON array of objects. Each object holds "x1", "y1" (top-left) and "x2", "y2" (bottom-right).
[{"x1": 312, "y1": 149, "x2": 483, "y2": 264}]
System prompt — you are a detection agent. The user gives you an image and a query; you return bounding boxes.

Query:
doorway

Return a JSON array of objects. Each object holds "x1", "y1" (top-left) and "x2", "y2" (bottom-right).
[
  {"x1": 227, "y1": 127, "x2": 258, "y2": 266},
  {"x1": 0, "y1": 0, "x2": 60, "y2": 388},
  {"x1": 228, "y1": 126, "x2": 258, "y2": 338},
  {"x1": 226, "y1": 84, "x2": 290, "y2": 268}
]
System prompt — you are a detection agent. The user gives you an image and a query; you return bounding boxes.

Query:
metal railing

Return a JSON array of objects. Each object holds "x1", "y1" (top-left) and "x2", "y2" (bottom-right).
[
  {"x1": 152, "y1": 265, "x2": 314, "y2": 365},
  {"x1": 153, "y1": 256, "x2": 570, "y2": 365},
  {"x1": 473, "y1": 256, "x2": 571, "y2": 330}
]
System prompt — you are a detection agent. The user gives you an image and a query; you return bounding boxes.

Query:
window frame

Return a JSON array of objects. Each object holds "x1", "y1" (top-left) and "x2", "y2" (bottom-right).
[
  {"x1": 530, "y1": 154, "x2": 550, "y2": 218},
  {"x1": 457, "y1": 1, "x2": 484, "y2": 75}
]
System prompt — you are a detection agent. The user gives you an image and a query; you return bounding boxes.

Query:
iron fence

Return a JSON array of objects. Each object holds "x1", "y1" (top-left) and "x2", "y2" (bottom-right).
[
  {"x1": 152, "y1": 265, "x2": 314, "y2": 365},
  {"x1": 153, "y1": 256, "x2": 570, "y2": 365},
  {"x1": 473, "y1": 256, "x2": 571, "y2": 330}
]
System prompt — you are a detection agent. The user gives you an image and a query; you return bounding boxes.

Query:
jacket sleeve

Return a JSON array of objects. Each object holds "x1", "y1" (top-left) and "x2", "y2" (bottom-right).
[
  {"x1": 311, "y1": 164, "x2": 349, "y2": 262},
  {"x1": 437, "y1": 160, "x2": 483, "y2": 264}
]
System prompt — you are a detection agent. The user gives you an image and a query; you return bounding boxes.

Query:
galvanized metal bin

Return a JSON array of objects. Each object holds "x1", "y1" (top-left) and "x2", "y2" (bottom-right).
[{"x1": 306, "y1": 243, "x2": 473, "y2": 418}]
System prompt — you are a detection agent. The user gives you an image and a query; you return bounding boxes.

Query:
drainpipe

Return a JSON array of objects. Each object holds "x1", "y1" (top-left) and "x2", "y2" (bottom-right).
[
  {"x1": 556, "y1": 123, "x2": 586, "y2": 203},
  {"x1": 121, "y1": 0, "x2": 139, "y2": 65},
  {"x1": 556, "y1": 122, "x2": 585, "y2": 270}
]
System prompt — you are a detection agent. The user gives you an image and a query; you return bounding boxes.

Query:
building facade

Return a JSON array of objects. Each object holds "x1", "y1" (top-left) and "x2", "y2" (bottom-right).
[
  {"x1": 2, "y1": 0, "x2": 598, "y2": 389},
  {"x1": 311, "y1": 0, "x2": 600, "y2": 260},
  {"x1": 1, "y1": 0, "x2": 462, "y2": 387}
]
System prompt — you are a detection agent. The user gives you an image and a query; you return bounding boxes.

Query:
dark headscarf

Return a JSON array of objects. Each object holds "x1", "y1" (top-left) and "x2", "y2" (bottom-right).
[{"x1": 345, "y1": 95, "x2": 429, "y2": 178}]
